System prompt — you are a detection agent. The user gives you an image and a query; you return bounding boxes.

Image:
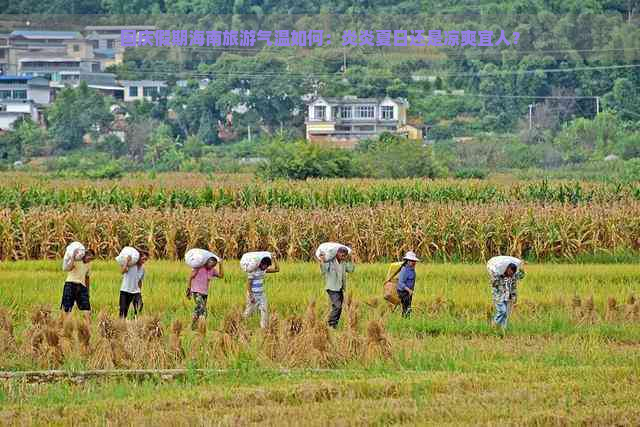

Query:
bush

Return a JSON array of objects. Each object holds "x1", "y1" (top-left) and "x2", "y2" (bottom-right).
[
  {"x1": 258, "y1": 139, "x2": 360, "y2": 180},
  {"x1": 357, "y1": 133, "x2": 446, "y2": 179},
  {"x1": 616, "y1": 133, "x2": 640, "y2": 160},
  {"x1": 454, "y1": 168, "x2": 488, "y2": 179}
]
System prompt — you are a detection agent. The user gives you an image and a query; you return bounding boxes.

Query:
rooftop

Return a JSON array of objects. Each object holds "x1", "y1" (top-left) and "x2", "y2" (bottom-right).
[
  {"x1": 0, "y1": 75, "x2": 32, "y2": 81},
  {"x1": 10, "y1": 30, "x2": 82, "y2": 40},
  {"x1": 309, "y1": 96, "x2": 409, "y2": 106},
  {"x1": 85, "y1": 25, "x2": 157, "y2": 31},
  {"x1": 119, "y1": 80, "x2": 167, "y2": 86}
]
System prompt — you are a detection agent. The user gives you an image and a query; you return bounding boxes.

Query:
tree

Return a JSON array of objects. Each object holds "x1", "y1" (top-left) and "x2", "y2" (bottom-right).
[
  {"x1": 47, "y1": 83, "x2": 113, "y2": 152},
  {"x1": 144, "y1": 123, "x2": 184, "y2": 171},
  {"x1": 168, "y1": 82, "x2": 222, "y2": 144},
  {"x1": 357, "y1": 134, "x2": 445, "y2": 178},
  {"x1": 11, "y1": 117, "x2": 49, "y2": 158},
  {"x1": 258, "y1": 139, "x2": 360, "y2": 180},
  {"x1": 603, "y1": 78, "x2": 640, "y2": 121}
]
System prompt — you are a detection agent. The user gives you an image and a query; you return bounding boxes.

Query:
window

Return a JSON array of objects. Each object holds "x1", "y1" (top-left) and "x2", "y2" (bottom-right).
[
  {"x1": 355, "y1": 105, "x2": 374, "y2": 119},
  {"x1": 91, "y1": 63, "x2": 101, "y2": 72},
  {"x1": 0, "y1": 49, "x2": 4, "y2": 59},
  {"x1": 357, "y1": 125, "x2": 374, "y2": 131},
  {"x1": 340, "y1": 106, "x2": 352, "y2": 119},
  {"x1": 91, "y1": 40, "x2": 99, "y2": 49},
  {"x1": 13, "y1": 90, "x2": 27, "y2": 100},
  {"x1": 381, "y1": 106, "x2": 394, "y2": 120},
  {"x1": 107, "y1": 39, "x2": 115, "y2": 49},
  {"x1": 73, "y1": 44, "x2": 80, "y2": 52},
  {"x1": 129, "y1": 86, "x2": 138, "y2": 97},
  {"x1": 331, "y1": 106, "x2": 339, "y2": 120},
  {"x1": 0, "y1": 90, "x2": 11, "y2": 99},
  {"x1": 313, "y1": 105, "x2": 326, "y2": 120},
  {"x1": 143, "y1": 86, "x2": 158, "y2": 97}
]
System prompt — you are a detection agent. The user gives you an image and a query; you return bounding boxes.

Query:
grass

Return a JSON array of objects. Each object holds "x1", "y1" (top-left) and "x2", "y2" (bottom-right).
[{"x1": 2, "y1": 261, "x2": 640, "y2": 425}]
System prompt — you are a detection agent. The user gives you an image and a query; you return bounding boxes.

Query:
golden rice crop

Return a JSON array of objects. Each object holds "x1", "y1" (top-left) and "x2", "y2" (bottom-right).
[{"x1": 1, "y1": 201, "x2": 640, "y2": 262}]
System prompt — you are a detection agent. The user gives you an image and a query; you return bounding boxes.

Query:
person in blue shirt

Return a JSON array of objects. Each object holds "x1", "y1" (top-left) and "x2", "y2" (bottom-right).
[{"x1": 396, "y1": 251, "x2": 420, "y2": 318}]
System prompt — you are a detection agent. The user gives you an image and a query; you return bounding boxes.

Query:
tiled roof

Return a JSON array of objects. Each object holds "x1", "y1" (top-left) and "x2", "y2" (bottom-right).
[
  {"x1": 11, "y1": 30, "x2": 82, "y2": 39},
  {"x1": 309, "y1": 96, "x2": 409, "y2": 106}
]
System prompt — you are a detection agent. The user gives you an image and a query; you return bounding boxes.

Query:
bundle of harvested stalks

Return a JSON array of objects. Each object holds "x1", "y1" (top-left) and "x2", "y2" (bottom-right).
[
  {"x1": 304, "y1": 301, "x2": 318, "y2": 330},
  {"x1": 261, "y1": 312, "x2": 281, "y2": 362},
  {"x1": 188, "y1": 318, "x2": 209, "y2": 362},
  {"x1": 365, "y1": 320, "x2": 392, "y2": 361},
  {"x1": 76, "y1": 319, "x2": 91, "y2": 355},
  {"x1": 169, "y1": 319, "x2": 185, "y2": 362},
  {"x1": 285, "y1": 316, "x2": 303, "y2": 338},
  {"x1": 0, "y1": 308, "x2": 16, "y2": 353},
  {"x1": 572, "y1": 295, "x2": 582, "y2": 309},
  {"x1": 220, "y1": 309, "x2": 247, "y2": 342},
  {"x1": 90, "y1": 313, "x2": 119, "y2": 369},
  {"x1": 215, "y1": 309, "x2": 247, "y2": 360},
  {"x1": 307, "y1": 323, "x2": 334, "y2": 367},
  {"x1": 605, "y1": 297, "x2": 619, "y2": 321},
  {"x1": 42, "y1": 327, "x2": 64, "y2": 366},
  {"x1": 30, "y1": 305, "x2": 53, "y2": 327},
  {"x1": 344, "y1": 295, "x2": 360, "y2": 332},
  {"x1": 625, "y1": 299, "x2": 640, "y2": 321},
  {"x1": 122, "y1": 319, "x2": 146, "y2": 368},
  {"x1": 59, "y1": 317, "x2": 76, "y2": 356},
  {"x1": 579, "y1": 296, "x2": 599, "y2": 324},
  {"x1": 143, "y1": 316, "x2": 169, "y2": 369},
  {"x1": 144, "y1": 316, "x2": 164, "y2": 340}
]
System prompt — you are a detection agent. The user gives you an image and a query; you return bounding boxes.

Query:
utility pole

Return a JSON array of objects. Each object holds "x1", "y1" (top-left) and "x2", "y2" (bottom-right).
[
  {"x1": 596, "y1": 96, "x2": 600, "y2": 115},
  {"x1": 342, "y1": 50, "x2": 347, "y2": 74},
  {"x1": 528, "y1": 104, "x2": 533, "y2": 130},
  {"x1": 247, "y1": 125, "x2": 251, "y2": 142}
]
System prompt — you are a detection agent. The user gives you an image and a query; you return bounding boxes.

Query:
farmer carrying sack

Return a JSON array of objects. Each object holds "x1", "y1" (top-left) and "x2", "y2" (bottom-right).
[
  {"x1": 486, "y1": 256, "x2": 523, "y2": 277},
  {"x1": 315, "y1": 242, "x2": 352, "y2": 262},
  {"x1": 383, "y1": 261, "x2": 404, "y2": 306},
  {"x1": 185, "y1": 248, "x2": 220, "y2": 269},
  {"x1": 62, "y1": 241, "x2": 85, "y2": 271},
  {"x1": 240, "y1": 251, "x2": 272, "y2": 273},
  {"x1": 116, "y1": 247, "x2": 140, "y2": 268}
]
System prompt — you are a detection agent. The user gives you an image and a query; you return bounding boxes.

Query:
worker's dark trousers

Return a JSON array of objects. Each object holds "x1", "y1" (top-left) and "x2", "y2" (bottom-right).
[
  {"x1": 397, "y1": 289, "x2": 413, "y2": 318},
  {"x1": 326, "y1": 290, "x2": 344, "y2": 328}
]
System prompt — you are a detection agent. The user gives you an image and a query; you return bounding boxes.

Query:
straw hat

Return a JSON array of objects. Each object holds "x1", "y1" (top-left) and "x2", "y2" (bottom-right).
[{"x1": 403, "y1": 251, "x2": 420, "y2": 262}]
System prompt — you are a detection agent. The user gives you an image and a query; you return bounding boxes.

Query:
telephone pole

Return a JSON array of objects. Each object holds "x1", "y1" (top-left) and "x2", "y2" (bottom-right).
[
  {"x1": 342, "y1": 50, "x2": 347, "y2": 74},
  {"x1": 528, "y1": 104, "x2": 533, "y2": 130},
  {"x1": 596, "y1": 97, "x2": 600, "y2": 115}
]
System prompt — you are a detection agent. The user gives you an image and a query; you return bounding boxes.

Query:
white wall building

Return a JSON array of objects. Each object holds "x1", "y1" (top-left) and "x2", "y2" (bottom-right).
[
  {"x1": 0, "y1": 100, "x2": 39, "y2": 131},
  {"x1": 119, "y1": 80, "x2": 168, "y2": 102}
]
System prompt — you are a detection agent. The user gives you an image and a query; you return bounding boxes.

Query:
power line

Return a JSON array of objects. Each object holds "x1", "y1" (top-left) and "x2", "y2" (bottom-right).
[{"x1": 102, "y1": 62, "x2": 640, "y2": 80}]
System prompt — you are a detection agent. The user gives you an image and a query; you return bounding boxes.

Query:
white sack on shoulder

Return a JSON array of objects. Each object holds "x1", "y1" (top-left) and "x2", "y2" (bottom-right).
[
  {"x1": 185, "y1": 248, "x2": 220, "y2": 269},
  {"x1": 62, "y1": 241, "x2": 85, "y2": 271},
  {"x1": 487, "y1": 256, "x2": 523, "y2": 277},
  {"x1": 315, "y1": 242, "x2": 352, "y2": 262},
  {"x1": 240, "y1": 251, "x2": 272, "y2": 273},
  {"x1": 116, "y1": 247, "x2": 140, "y2": 267}
]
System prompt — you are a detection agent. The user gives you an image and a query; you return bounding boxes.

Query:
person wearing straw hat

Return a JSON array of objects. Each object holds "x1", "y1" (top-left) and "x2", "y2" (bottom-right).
[{"x1": 396, "y1": 251, "x2": 420, "y2": 318}]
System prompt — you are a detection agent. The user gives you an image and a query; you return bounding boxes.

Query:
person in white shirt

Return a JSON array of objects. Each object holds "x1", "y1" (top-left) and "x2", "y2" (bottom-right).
[
  {"x1": 119, "y1": 251, "x2": 148, "y2": 319},
  {"x1": 242, "y1": 256, "x2": 279, "y2": 328}
]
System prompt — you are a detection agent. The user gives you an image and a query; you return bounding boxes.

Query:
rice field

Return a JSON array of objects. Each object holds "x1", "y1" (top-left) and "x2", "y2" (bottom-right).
[
  {"x1": 2, "y1": 173, "x2": 640, "y2": 425},
  {"x1": 0, "y1": 261, "x2": 640, "y2": 424}
]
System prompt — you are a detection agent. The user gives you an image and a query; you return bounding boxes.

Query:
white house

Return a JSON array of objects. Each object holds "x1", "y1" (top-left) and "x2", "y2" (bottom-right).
[
  {"x1": 305, "y1": 96, "x2": 422, "y2": 147},
  {"x1": 119, "y1": 80, "x2": 168, "y2": 102},
  {"x1": 0, "y1": 100, "x2": 39, "y2": 130}
]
